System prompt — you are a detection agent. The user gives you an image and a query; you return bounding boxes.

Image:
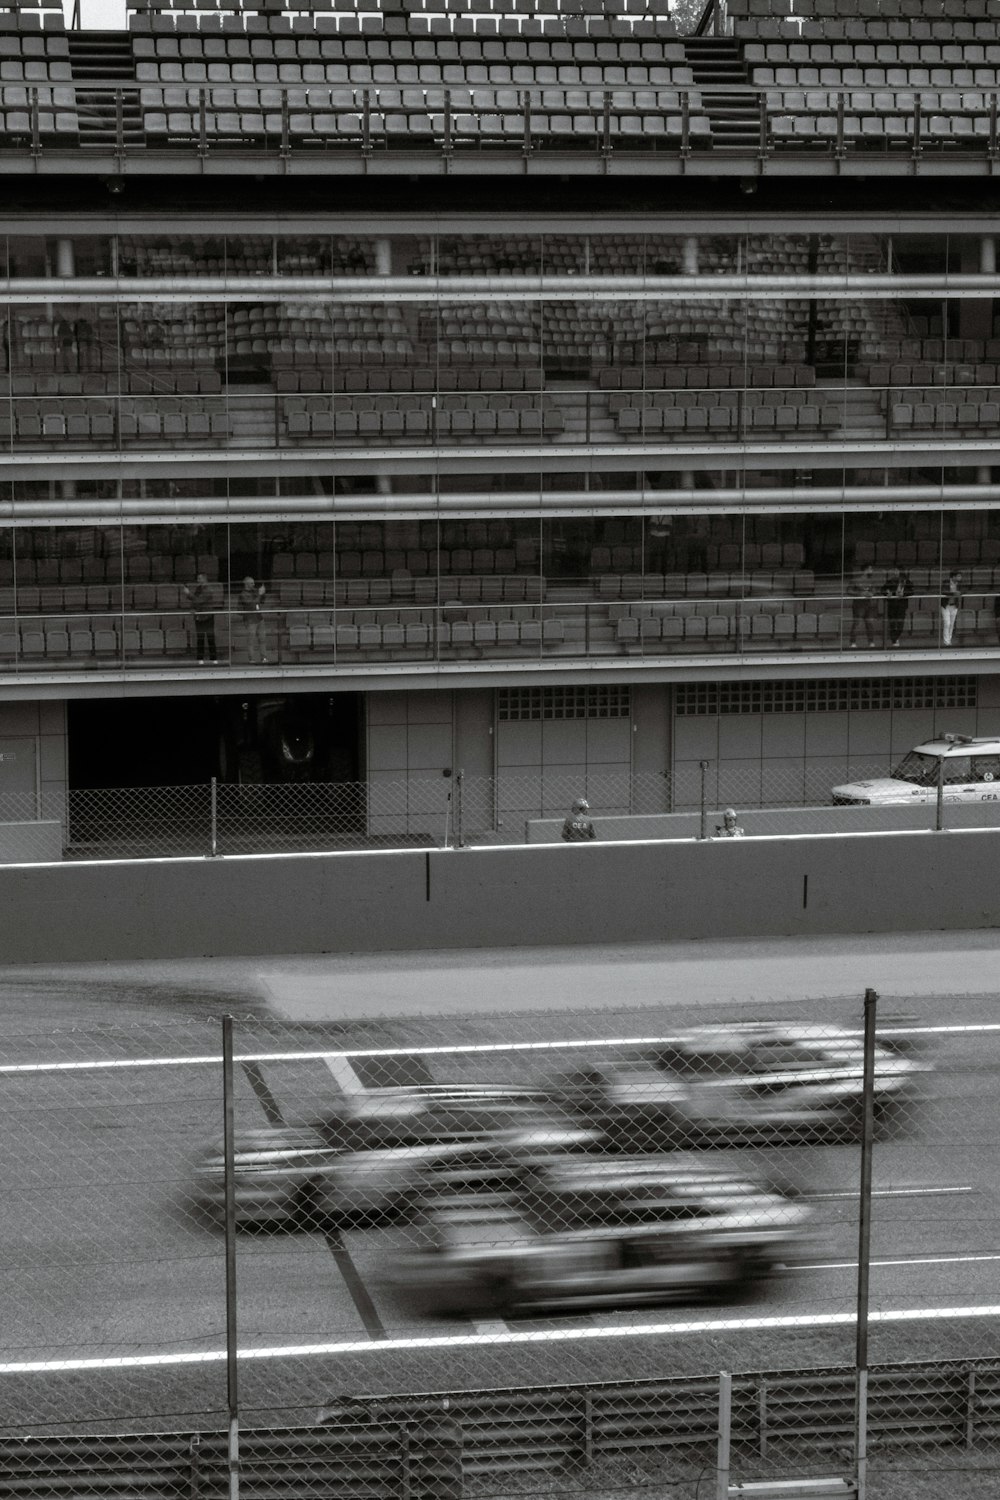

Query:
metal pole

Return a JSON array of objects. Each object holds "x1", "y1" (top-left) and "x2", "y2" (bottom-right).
[
  {"x1": 699, "y1": 759, "x2": 710, "y2": 840},
  {"x1": 210, "y1": 776, "x2": 218, "y2": 857},
  {"x1": 222, "y1": 1016, "x2": 240, "y2": 1500},
  {"x1": 455, "y1": 769, "x2": 464, "y2": 848},
  {"x1": 716, "y1": 1369, "x2": 732, "y2": 1500},
  {"x1": 854, "y1": 987, "x2": 878, "y2": 1500},
  {"x1": 936, "y1": 753, "x2": 945, "y2": 831}
]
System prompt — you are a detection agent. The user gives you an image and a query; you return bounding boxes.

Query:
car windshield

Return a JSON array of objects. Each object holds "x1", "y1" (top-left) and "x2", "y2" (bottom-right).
[{"x1": 892, "y1": 751, "x2": 941, "y2": 786}]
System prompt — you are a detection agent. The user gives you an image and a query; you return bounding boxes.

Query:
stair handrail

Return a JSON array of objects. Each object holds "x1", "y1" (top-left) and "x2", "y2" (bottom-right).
[{"x1": 694, "y1": 0, "x2": 727, "y2": 38}]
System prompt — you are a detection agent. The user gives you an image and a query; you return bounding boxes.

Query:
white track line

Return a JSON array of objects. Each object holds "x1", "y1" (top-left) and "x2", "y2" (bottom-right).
[
  {"x1": 4, "y1": 1302, "x2": 1000, "y2": 1374},
  {"x1": 1, "y1": 1020, "x2": 997, "y2": 1076},
  {"x1": 807, "y1": 1185, "x2": 972, "y2": 1201},
  {"x1": 797, "y1": 1252, "x2": 1000, "y2": 1271}
]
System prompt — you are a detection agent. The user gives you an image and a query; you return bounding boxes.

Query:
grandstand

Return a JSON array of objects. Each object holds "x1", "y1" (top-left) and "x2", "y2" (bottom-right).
[{"x1": 1, "y1": 0, "x2": 1000, "y2": 833}]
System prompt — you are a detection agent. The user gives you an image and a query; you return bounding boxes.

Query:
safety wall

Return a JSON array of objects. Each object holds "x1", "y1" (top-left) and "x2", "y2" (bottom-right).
[{"x1": 0, "y1": 828, "x2": 996, "y2": 964}]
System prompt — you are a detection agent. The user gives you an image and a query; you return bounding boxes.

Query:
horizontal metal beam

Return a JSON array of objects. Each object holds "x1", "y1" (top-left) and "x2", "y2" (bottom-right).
[
  {"x1": 2, "y1": 481, "x2": 999, "y2": 527},
  {"x1": 0, "y1": 646, "x2": 997, "y2": 705},
  {"x1": 5, "y1": 145, "x2": 1000, "y2": 182},
  {"x1": 4, "y1": 271, "x2": 999, "y2": 303},
  {"x1": 0, "y1": 211, "x2": 994, "y2": 238},
  {"x1": 1, "y1": 435, "x2": 998, "y2": 482}
]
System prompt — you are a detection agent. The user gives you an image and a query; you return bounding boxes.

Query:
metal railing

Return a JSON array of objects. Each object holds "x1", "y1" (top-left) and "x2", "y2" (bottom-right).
[
  {"x1": 2, "y1": 759, "x2": 997, "y2": 863},
  {"x1": 7, "y1": 83, "x2": 1000, "y2": 167}
]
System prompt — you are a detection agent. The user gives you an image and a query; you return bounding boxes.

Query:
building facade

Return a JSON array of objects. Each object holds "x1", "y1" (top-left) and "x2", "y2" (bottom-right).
[{"x1": 2, "y1": 0, "x2": 1000, "y2": 846}]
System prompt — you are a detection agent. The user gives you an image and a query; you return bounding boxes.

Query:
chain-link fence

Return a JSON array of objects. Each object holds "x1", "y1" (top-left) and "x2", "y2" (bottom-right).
[
  {"x1": 3, "y1": 754, "x2": 1000, "y2": 862},
  {"x1": 0, "y1": 997, "x2": 996, "y2": 1497}
]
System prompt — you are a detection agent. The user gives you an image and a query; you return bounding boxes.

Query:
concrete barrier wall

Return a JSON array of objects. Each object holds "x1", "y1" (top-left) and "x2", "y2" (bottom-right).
[
  {"x1": 526, "y1": 801, "x2": 1000, "y2": 842},
  {"x1": 0, "y1": 828, "x2": 997, "y2": 964},
  {"x1": 0, "y1": 821, "x2": 62, "y2": 863}
]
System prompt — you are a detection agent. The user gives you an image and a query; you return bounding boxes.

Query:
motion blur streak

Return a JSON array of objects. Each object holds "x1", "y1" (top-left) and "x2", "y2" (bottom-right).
[{"x1": 5, "y1": 1303, "x2": 1000, "y2": 1374}]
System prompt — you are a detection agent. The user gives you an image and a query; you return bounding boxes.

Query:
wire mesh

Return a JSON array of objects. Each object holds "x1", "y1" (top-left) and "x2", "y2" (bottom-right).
[
  {"x1": 0, "y1": 999, "x2": 996, "y2": 1497},
  {"x1": 4, "y1": 750, "x2": 1000, "y2": 864}
]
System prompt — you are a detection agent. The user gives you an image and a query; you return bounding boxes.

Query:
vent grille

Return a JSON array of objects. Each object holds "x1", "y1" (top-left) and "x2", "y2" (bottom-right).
[{"x1": 675, "y1": 676, "x2": 979, "y2": 716}]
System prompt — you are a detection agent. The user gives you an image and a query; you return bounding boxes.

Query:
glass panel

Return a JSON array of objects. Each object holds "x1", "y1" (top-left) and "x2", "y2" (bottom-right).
[
  {"x1": 434, "y1": 233, "x2": 543, "y2": 277},
  {"x1": 275, "y1": 234, "x2": 376, "y2": 277}
]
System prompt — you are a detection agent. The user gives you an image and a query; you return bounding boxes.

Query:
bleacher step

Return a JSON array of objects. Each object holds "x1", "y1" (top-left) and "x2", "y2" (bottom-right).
[{"x1": 68, "y1": 32, "x2": 144, "y2": 145}]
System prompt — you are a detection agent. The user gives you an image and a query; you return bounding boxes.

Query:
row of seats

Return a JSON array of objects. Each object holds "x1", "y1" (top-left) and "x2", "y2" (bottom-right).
[
  {"x1": 595, "y1": 565, "x2": 1000, "y2": 598},
  {"x1": 853, "y1": 540, "x2": 1000, "y2": 566},
  {"x1": 272, "y1": 575, "x2": 545, "y2": 604},
  {"x1": 769, "y1": 101, "x2": 995, "y2": 146},
  {"x1": 129, "y1": 14, "x2": 686, "y2": 37},
  {"x1": 0, "y1": 576, "x2": 549, "y2": 613},
  {"x1": 610, "y1": 592, "x2": 1000, "y2": 619},
  {"x1": 616, "y1": 609, "x2": 994, "y2": 648},
  {"x1": 1, "y1": 370, "x2": 225, "y2": 396},
  {"x1": 274, "y1": 366, "x2": 546, "y2": 393},
  {"x1": 735, "y1": 20, "x2": 1000, "y2": 40},
  {"x1": 867, "y1": 362, "x2": 1000, "y2": 385},
  {"x1": 286, "y1": 610, "x2": 568, "y2": 654},
  {"x1": 0, "y1": 555, "x2": 221, "y2": 585},
  {"x1": 887, "y1": 392, "x2": 1000, "y2": 428},
  {"x1": 594, "y1": 543, "x2": 808, "y2": 572},
  {"x1": 598, "y1": 364, "x2": 817, "y2": 390},
  {"x1": 133, "y1": 34, "x2": 692, "y2": 63},
  {"x1": 141, "y1": 100, "x2": 711, "y2": 144},
  {"x1": 281, "y1": 396, "x2": 566, "y2": 439},
  {"x1": 8, "y1": 557, "x2": 996, "y2": 599},
  {"x1": 614, "y1": 393, "x2": 840, "y2": 436},
  {"x1": 746, "y1": 42, "x2": 1000, "y2": 63},
  {"x1": 598, "y1": 570, "x2": 817, "y2": 600},
  {"x1": 0, "y1": 400, "x2": 230, "y2": 442}
]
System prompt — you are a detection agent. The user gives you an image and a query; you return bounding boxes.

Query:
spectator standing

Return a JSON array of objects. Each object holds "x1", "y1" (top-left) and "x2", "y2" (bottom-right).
[
  {"x1": 883, "y1": 567, "x2": 913, "y2": 648},
  {"x1": 237, "y1": 576, "x2": 267, "y2": 663},
  {"x1": 561, "y1": 797, "x2": 596, "y2": 842},
  {"x1": 940, "y1": 571, "x2": 962, "y2": 647},
  {"x1": 183, "y1": 572, "x2": 218, "y2": 663},
  {"x1": 74, "y1": 316, "x2": 95, "y2": 373},
  {"x1": 55, "y1": 314, "x2": 76, "y2": 372},
  {"x1": 848, "y1": 564, "x2": 879, "y2": 648},
  {"x1": 714, "y1": 808, "x2": 746, "y2": 838}
]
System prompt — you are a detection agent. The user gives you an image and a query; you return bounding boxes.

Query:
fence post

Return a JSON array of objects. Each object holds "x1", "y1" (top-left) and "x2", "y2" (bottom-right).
[
  {"x1": 716, "y1": 1370, "x2": 731, "y2": 1500},
  {"x1": 455, "y1": 769, "x2": 465, "y2": 848},
  {"x1": 699, "y1": 760, "x2": 710, "y2": 839},
  {"x1": 854, "y1": 987, "x2": 878, "y2": 1500},
  {"x1": 210, "y1": 776, "x2": 218, "y2": 857},
  {"x1": 935, "y1": 754, "x2": 945, "y2": 831},
  {"x1": 222, "y1": 1016, "x2": 240, "y2": 1500}
]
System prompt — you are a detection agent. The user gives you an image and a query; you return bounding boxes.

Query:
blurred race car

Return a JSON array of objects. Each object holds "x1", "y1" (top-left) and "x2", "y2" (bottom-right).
[
  {"x1": 388, "y1": 1156, "x2": 813, "y2": 1315},
  {"x1": 551, "y1": 1022, "x2": 929, "y2": 1146},
  {"x1": 192, "y1": 1088, "x2": 596, "y2": 1230}
]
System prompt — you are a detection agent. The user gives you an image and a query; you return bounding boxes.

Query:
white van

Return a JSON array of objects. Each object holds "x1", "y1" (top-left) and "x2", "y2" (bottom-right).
[{"x1": 831, "y1": 734, "x2": 1000, "y2": 806}]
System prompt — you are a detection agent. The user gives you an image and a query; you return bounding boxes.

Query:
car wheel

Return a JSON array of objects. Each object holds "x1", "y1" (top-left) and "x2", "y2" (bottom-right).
[
  {"x1": 478, "y1": 1274, "x2": 515, "y2": 1314},
  {"x1": 708, "y1": 1255, "x2": 752, "y2": 1303},
  {"x1": 295, "y1": 1179, "x2": 325, "y2": 1230}
]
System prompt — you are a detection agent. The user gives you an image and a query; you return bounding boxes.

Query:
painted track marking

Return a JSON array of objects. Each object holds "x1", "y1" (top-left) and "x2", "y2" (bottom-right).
[
  {"x1": 797, "y1": 1251, "x2": 1000, "y2": 1271},
  {"x1": 7, "y1": 1302, "x2": 1000, "y2": 1373},
  {"x1": 1, "y1": 1020, "x2": 998, "y2": 1075}
]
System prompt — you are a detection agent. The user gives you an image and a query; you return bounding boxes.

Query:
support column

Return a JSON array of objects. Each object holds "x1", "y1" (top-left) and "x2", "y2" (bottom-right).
[
  {"x1": 55, "y1": 238, "x2": 75, "y2": 278},
  {"x1": 682, "y1": 236, "x2": 699, "y2": 276},
  {"x1": 960, "y1": 236, "x2": 995, "y2": 342},
  {"x1": 374, "y1": 237, "x2": 393, "y2": 277}
]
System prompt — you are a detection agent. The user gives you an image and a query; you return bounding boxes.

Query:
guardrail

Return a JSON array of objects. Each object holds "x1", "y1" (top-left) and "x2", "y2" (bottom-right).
[
  {"x1": 9, "y1": 83, "x2": 1000, "y2": 169},
  {"x1": 4, "y1": 1359, "x2": 998, "y2": 1498}
]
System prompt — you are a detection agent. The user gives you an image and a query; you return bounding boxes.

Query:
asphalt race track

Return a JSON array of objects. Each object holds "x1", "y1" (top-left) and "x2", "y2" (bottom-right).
[{"x1": 0, "y1": 931, "x2": 998, "y2": 1431}]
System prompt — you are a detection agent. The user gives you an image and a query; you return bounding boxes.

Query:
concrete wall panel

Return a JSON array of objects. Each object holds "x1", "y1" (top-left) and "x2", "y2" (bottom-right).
[{"x1": 0, "y1": 828, "x2": 998, "y2": 965}]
